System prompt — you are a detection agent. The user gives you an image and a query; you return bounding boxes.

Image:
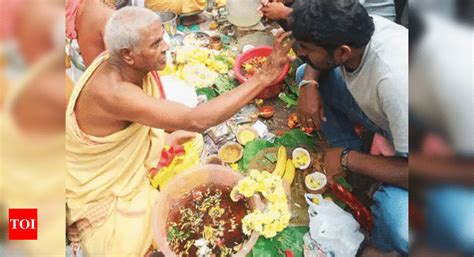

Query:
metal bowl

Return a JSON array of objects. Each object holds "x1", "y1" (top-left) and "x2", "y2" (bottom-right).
[{"x1": 156, "y1": 11, "x2": 178, "y2": 36}]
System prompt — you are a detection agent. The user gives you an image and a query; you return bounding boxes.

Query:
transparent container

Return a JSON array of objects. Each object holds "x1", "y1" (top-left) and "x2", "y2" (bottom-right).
[{"x1": 226, "y1": 0, "x2": 262, "y2": 27}]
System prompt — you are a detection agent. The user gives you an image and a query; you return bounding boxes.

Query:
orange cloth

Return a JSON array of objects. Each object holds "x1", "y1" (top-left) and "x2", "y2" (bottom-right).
[
  {"x1": 0, "y1": 0, "x2": 24, "y2": 39},
  {"x1": 66, "y1": 0, "x2": 84, "y2": 39}
]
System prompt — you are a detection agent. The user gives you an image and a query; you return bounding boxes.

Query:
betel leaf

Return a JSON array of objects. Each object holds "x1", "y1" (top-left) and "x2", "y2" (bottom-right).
[
  {"x1": 238, "y1": 139, "x2": 275, "y2": 172},
  {"x1": 247, "y1": 226, "x2": 309, "y2": 257},
  {"x1": 275, "y1": 129, "x2": 316, "y2": 151}
]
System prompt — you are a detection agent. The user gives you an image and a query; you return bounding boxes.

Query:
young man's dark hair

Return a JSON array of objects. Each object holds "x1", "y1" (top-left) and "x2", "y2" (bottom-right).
[{"x1": 289, "y1": 0, "x2": 375, "y2": 54}]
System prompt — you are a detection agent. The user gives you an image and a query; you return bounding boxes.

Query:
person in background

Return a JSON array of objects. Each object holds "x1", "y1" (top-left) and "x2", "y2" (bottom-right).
[
  {"x1": 66, "y1": 0, "x2": 130, "y2": 67},
  {"x1": 259, "y1": 0, "x2": 398, "y2": 30},
  {"x1": 145, "y1": 0, "x2": 206, "y2": 15}
]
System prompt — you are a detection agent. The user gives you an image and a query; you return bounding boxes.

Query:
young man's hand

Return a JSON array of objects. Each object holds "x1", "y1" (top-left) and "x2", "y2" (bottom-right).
[
  {"x1": 261, "y1": 2, "x2": 292, "y2": 20},
  {"x1": 259, "y1": 30, "x2": 295, "y2": 85},
  {"x1": 322, "y1": 147, "x2": 347, "y2": 183},
  {"x1": 297, "y1": 83, "x2": 326, "y2": 129}
]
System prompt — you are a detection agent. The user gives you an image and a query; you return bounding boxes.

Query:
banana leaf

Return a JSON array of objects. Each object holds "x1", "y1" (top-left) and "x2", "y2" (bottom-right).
[
  {"x1": 275, "y1": 129, "x2": 316, "y2": 151},
  {"x1": 238, "y1": 139, "x2": 275, "y2": 172},
  {"x1": 195, "y1": 87, "x2": 218, "y2": 100},
  {"x1": 247, "y1": 226, "x2": 309, "y2": 257}
]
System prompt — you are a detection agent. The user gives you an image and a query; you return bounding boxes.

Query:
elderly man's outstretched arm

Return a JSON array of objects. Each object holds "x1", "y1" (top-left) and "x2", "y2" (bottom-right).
[{"x1": 99, "y1": 30, "x2": 294, "y2": 133}]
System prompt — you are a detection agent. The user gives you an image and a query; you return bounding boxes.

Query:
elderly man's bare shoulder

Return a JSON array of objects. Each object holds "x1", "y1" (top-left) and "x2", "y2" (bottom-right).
[
  {"x1": 81, "y1": 66, "x2": 145, "y2": 111},
  {"x1": 74, "y1": 65, "x2": 146, "y2": 136}
]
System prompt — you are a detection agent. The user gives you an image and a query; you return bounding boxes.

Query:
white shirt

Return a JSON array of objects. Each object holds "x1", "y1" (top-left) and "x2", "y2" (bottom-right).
[{"x1": 341, "y1": 15, "x2": 409, "y2": 153}]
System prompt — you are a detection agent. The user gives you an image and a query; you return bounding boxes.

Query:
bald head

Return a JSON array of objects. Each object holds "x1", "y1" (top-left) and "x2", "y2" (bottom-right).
[{"x1": 104, "y1": 6, "x2": 161, "y2": 56}]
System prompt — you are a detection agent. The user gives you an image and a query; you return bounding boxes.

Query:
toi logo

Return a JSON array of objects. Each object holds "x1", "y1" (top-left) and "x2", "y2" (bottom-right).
[{"x1": 8, "y1": 209, "x2": 38, "y2": 240}]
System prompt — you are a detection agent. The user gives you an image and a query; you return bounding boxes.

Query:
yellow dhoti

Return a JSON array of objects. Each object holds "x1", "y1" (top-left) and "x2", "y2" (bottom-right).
[{"x1": 66, "y1": 54, "x2": 166, "y2": 257}]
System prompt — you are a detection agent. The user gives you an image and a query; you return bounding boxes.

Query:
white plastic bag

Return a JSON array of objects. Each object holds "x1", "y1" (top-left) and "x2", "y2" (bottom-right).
[{"x1": 305, "y1": 194, "x2": 365, "y2": 257}]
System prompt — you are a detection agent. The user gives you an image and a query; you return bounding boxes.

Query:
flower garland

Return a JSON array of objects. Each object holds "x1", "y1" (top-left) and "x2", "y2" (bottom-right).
[{"x1": 230, "y1": 170, "x2": 290, "y2": 238}]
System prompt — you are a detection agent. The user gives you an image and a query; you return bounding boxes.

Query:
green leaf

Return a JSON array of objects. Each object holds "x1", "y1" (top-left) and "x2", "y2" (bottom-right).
[
  {"x1": 196, "y1": 87, "x2": 218, "y2": 100},
  {"x1": 238, "y1": 139, "x2": 275, "y2": 172},
  {"x1": 264, "y1": 152, "x2": 278, "y2": 163},
  {"x1": 335, "y1": 176, "x2": 353, "y2": 192},
  {"x1": 285, "y1": 78, "x2": 300, "y2": 97},
  {"x1": 278, "y1": 93, "x2": 298, "y2": 107},
  {"x1": 275, "y1": 129, "x2": 316, "y2": 151},
  {"x1": 215, "y1": 74, "x2": 238, "y2": 94},
  {"x1": 247, "y1": 226, "x2": 309, "y2": 257}
]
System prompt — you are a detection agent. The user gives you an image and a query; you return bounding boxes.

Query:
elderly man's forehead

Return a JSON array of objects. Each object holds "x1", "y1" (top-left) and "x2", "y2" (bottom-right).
[{"x1": 139, "y1": 20, "x2": 163, "y2": 36}]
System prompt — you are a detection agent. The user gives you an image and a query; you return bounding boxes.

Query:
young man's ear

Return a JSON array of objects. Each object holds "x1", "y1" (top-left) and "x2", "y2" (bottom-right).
[
  {"x1": 335, "y1": 45, "x2": 352, "y2": 63},
  {"x1": 120, "y1": 48, "x2": 135, "y2": 66}
]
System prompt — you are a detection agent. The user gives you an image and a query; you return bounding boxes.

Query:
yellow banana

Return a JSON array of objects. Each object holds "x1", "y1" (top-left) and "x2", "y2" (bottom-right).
[
  {"x1": 282, "y1": 159, "x2": 296, "y2": 185},
  {"x1": 273, "y1": 146, "x2": 287, "y2": 177}
]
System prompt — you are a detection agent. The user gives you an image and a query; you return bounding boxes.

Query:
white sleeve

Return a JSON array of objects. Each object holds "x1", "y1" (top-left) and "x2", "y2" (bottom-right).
[{"x1": 378, "y1": 78, "x2": 409, "y2": 153}]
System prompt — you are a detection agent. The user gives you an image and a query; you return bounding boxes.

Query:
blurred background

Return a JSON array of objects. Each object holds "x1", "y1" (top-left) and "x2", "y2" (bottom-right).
[
  {"x1": 1, "y1": 0, "x2": 66, "y2": 256},
  {"x1": 0, "y1": 0, "x2": 472, "y2": 256},
  {"x1": 409, "y1": 0, "x2": 474, "y2": 256}
]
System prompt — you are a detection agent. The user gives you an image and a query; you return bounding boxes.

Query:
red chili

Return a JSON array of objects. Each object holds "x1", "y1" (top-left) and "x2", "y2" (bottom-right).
[
  {"x1": 329, "y1": 182, "x2": 373, "y2": 233},
  {"x1": 285, "y1": 249, "x2": 294, "y2": 257}
]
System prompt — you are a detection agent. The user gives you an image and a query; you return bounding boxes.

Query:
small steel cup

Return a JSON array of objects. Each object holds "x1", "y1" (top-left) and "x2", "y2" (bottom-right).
[{"x1": 156, "y1": 11, "x2": 178, "y2": 36}]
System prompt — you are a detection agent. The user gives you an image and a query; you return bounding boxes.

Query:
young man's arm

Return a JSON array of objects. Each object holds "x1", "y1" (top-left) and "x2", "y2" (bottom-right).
[
  {"x1": 297, "y1": 64, "x2": 327, "y2": 129},
  {"x1": 347, "y1": 151, "x2": 408, "y2": 189},
  {"x1": 323, "y1": 148, "x2": 408, "y2": 189}
]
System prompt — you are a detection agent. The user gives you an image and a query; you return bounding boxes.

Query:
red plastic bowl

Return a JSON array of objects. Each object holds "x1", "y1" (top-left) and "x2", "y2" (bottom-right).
[{"x1": 234, "y1": 46, "x2": 290, "y2": 99}]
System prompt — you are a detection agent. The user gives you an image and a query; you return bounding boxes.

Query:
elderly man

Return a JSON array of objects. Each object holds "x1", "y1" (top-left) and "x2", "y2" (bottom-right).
[
  {"x1": 66, "y1": 6, "x2": 293, "y2": 256},
  {"x1": 289, "y1": 0, "x2": 408, "y2": 255}
]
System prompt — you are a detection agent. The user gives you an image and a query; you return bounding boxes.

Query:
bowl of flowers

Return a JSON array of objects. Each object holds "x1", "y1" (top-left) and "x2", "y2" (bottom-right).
[{"x1": 152, "y1": 165, "x2": 263, "y2": 257}]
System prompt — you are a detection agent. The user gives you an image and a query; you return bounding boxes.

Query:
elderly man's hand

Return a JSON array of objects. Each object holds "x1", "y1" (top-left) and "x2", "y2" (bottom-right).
[
  {"x1": 261, "y1": 2, "x2": 292, "y2": 20},
  {"x1": 322, "y1": 147, "x2": 347, "y2": 184},
  {"x1": 258, "y1": 30, "x2": 295, "y2": 86},
  {"x1": 166, "y1": 130, "x2": 196, "y2": 146}
]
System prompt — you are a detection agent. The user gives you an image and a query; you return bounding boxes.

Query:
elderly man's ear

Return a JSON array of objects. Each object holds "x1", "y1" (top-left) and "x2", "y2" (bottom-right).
[{"x1": 120, "y1": 48, "x2": 135, "y2": 66}]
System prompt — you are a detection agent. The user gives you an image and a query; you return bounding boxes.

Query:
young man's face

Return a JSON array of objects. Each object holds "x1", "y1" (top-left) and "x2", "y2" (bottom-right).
[
  {"x1": 133, "y1": 21, "x2": 170, "y2": 71},
  {"x1": 295, "y1": 41, "x2": 341, "y2": 71}
]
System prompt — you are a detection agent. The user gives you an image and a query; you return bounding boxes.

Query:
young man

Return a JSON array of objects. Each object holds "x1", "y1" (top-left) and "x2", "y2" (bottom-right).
[
  {"x1": 289, "y1": 0, "x2": 408, "y2": 254},
  {"x1": 66, "y1": 7, "x2": 293, "y2": 256}
]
